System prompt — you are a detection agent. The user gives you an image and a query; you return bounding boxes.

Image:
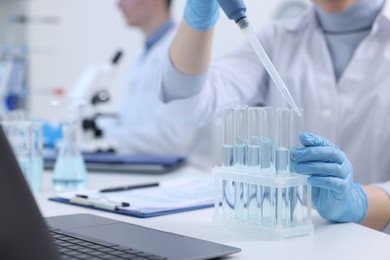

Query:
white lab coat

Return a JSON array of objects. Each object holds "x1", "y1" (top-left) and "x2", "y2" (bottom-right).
[
  {"x1": 99, "y1": 27, "x2": 218, "y2": 169},
  {"x1": 162, "y1": 2, "x2": 390, "y2": 188}
]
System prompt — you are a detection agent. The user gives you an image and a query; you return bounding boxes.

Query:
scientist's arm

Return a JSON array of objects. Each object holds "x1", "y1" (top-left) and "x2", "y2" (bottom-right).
[
  {"x1": 170, "y1": 22, "x2": 215, "y2": 76},
  {"x1": 361, "y1": 185, "x2": 390, "y2": 230},
  {"x1": 170, "y1": 0, "x2": 219, "y2": 76},
  {"x1": 162, "y1": 0, "x2": 271, "y2": 126}
]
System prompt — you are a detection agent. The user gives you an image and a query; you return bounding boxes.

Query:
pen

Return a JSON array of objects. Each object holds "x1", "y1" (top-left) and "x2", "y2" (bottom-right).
[
  {"x1": 70, "y1": 197, "x2": 121, "y2": 211},
  {"x1": 99, "y1": 182, "x2": 159, "y2": 193},
  {"x1": 75, "y1": 194, "x2": 130, "y2": 207}
]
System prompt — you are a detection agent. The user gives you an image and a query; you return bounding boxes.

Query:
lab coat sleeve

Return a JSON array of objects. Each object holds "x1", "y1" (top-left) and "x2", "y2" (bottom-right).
[
  {"x1": 373, "y1": 181, "x2": 390, "y2": 234},
  {"x1": 375, "y1": 181, "x2": 390, "y2": 197},
  {"x1": 160, "y1": 24, "x2": 275, "y2": 126},
  {"x1": 162, "y1": 55, "x2": 209, "y2": 102}
]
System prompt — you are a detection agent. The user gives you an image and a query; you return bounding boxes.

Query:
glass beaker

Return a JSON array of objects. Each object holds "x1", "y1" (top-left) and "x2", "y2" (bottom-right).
[
  {"x1": 1, "y1": 120, "x2": 44, "y2": 193},
  {"x1": 51, "y1": 98, "x2": 88, "y2": 191}
]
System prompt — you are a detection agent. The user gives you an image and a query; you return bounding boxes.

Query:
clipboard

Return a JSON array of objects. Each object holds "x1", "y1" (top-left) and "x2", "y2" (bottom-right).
[
  {"x1": 44, "y1": 152, "x2": 186, "y2": 174},
  {"x1": 49, "y1": 177, "x2": 215, "y2": 218}
]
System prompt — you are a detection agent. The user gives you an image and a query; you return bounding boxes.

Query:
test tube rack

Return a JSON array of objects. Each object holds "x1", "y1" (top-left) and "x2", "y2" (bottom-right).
[
  {"x1": 213, "y1": 167, "x2": 313, "y2": 240},
  {"x1": 213, "y1": 106, "x2": 313, "y2": 239}
]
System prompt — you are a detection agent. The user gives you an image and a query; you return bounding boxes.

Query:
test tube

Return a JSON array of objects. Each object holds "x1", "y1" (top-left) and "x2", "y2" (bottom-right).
[
  {"x1": 275, "y1": 108, "x2": 290, "y2": 175},
  {"x1": 247, "y1": 107, "x2": 261, "y2": 169},
  {"x1": 259, "y1": 107, "x2": 275, "y2": 225},
  {"x1": 259, "y1": 107, "x2": 275, "y2": 174},
  {"x1": 275, "y1": 108, "x2": 291, "y2": 226},
  {"x1": 247, "y1": 107, "x2": 261, "y2": 222},
  {"x1": 233, "y1": 105, "x2": 248, "y2": 220},
  {"x1": 289, "y1": 108, "x2": 304, "y2": 224},
  {"x1": 222, "y1": 108, "x2": 234, "y2": 167},
  {"x1": 233, "y1": 105, "x2": 248, "y2": 167},
  {"x1": 221, "y1": 108, "x2": 235, "y2": 217},
  {"x1": 290, "y1": 108, "x2": 304, "y2": 173}
]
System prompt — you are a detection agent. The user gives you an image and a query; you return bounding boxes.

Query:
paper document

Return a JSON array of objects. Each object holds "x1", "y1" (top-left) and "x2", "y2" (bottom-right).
[{"x1": 50, "y1": 177, "x2": 216, "y2": 217}]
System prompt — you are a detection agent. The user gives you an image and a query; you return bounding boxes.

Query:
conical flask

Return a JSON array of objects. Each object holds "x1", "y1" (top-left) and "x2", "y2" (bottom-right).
[{"x1": 51, "y1": 98, "x2": 88, "y2": 191}]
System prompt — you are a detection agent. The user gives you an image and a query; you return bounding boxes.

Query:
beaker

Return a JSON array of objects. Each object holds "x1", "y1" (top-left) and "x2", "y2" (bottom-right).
[
  {"x1": 51, "y1": 98, "x2": 88, "y2": 191},
  {"x1": 1, "y1": 120, "x2": 43, "y2": 193}
]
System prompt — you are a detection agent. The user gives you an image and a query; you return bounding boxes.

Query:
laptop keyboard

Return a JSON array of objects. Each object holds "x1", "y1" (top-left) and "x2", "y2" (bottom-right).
[{"x1": 49, "y1": 228, "x2": 168, "y2": 260}]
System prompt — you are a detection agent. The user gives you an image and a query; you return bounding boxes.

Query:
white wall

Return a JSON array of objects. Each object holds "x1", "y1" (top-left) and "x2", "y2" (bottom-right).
[
  {"x1": 0, "y1": 0, "x2": 26, "y2": 47},
  {"x1": 24, "y1": 0, "x2": 308, "y2": 119}
]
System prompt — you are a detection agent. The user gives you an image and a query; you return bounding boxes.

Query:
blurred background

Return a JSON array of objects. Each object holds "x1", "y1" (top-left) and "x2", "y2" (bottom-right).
[{"x1": 0, "y1": 0, "x2": 309, "y2": 120}]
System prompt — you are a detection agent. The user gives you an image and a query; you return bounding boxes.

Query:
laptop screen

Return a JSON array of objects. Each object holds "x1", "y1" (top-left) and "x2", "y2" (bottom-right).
[{"x1": 0, "y1": 126, "x2": 61, "y2": 259}]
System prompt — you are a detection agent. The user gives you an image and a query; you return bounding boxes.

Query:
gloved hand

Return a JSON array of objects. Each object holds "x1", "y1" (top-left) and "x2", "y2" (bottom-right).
[
  {"x1": 42, "y1": 122, "x2": 62, "y2": 149},
  {"x1": 184, "y1": 0, "x2": 220, "y2": 31},
  {"x1": 291, "y1": 132, "x2": 368, "y2": 223}
]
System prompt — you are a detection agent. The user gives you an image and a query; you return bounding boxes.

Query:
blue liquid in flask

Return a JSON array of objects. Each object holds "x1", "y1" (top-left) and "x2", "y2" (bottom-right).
[
  {"x1": 53, "y1": 156, "x2": 87, "y2": 191},
  {"x1": 52, "y1": 116, "x2": 88, "y2": 191}
]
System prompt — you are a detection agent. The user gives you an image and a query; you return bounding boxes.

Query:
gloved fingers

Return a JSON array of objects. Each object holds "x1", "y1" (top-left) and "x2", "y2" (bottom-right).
[
  {"x1": 295, "y1": 162, "x2": 349, "y2": 179},
  {"x1": 299, "y1": 132, "x2": 336, "y2": 148},
  {"x1": 308, "y1": 176, "x2": 348, "y2": 195},
  {"x1": 291, "y1": 146, "x2": 344, "y2": 164},
  {"x1": 184, "y1": 0, "x2": 220, "y2": 31}
]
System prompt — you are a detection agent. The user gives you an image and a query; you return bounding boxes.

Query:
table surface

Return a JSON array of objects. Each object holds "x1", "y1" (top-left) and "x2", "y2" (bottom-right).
[{"x1": 35, "y1": 166, "x2": 390, "y2": 260}]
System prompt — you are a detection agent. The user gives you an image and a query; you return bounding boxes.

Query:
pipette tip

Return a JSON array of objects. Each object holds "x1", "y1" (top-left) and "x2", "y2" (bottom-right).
[{"x1": 293, "y1": 107, "x2": 302, "y2": 117}]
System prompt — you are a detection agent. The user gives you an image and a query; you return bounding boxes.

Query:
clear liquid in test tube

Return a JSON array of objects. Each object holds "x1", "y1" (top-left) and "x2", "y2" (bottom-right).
[
  {"x1": 275, "y1": 108, "x2": 291, "y2": 226},
  {"x1": 222, "y1": 108, "x2": 235, "y2": 217},
  {"x1": 233, "y1": 105, "x2": 248, "y2": 219},
  {"x1": 247, "y1": 107, "x2": 261, "y2": 169},
  {"x1": 222, "y1": 108, "x2": 235, "y2": 167},
  {"x1": 289, "y1": 108, "x2": 304, "y2": 225},
  {"x1": 234, "y1": 105, "x2": 248, "y2": 167},
  {"x1": 275, "y1": 108, "x2": 291, "y2": 176},
  {"x1": 260, "y1": 107, "x2": 275, "y2": 174},
  {"x1": 247, "y1": 107, "x2": 261, "y2": 222},
  {"x1": 290, "y1": 108, "x2": 304, "y2": 173},
  {"x1": 259, "y1": 107, "x2": 275, "y2": 225}
]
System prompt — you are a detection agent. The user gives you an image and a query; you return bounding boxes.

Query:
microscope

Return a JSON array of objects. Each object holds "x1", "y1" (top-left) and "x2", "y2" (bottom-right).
[{"x1": 68, "y1": 50, "x2": 124, "y2": 153}]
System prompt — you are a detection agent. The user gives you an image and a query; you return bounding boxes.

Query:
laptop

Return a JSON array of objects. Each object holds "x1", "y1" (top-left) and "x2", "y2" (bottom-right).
[{"x1": 0, "y1": 127, "x2": 240, "y2": 260}]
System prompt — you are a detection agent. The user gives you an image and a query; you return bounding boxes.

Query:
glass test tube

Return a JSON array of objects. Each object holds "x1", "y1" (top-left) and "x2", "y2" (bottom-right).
[
  {"x1": 258, "y1": 107, "x2": 275, "y2": 225},
  {"x1": 233, "y1": 105, "x2": 248, "y2": 220},
  {"x1": 275, "y1": 108, "x2": 290, "y2": 175},
  {"x1": 222, "y1": 108, "x2": 234, "y2": 167},
  {"x1": 289, "y1": 108, "x2": 304, "y2": 225},
  {"x1": 289, "y1": 108, "x2": 304, "y2": 173},
  {"x1": 221, "y1": 108, "x2": 235, "y2": 217},
  {"x1": 275, "y1": 108, "x2": 291, "y2": 226},
  {"x1": 233, "y1": 105, "x2": 248, "y2": 167},
  {"x1": 247, "y1": 107, "x2": 261, "y2": 169},
  {"x1": 260, "y1": 107, "x2": 275, "y2": 174},
  {"x1": 247, "y1": 107, "x2": 261, "y2": 222}
]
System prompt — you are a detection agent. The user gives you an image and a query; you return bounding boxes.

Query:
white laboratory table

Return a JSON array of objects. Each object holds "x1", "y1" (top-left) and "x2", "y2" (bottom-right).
[{"x1": 36, "y1": 166, "x2": 390, "y2": 260}]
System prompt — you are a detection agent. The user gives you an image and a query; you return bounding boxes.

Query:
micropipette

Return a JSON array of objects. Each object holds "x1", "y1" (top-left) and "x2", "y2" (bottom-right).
[{"x1": 217, "y1": 0, "x2": 302, "y2": 116}]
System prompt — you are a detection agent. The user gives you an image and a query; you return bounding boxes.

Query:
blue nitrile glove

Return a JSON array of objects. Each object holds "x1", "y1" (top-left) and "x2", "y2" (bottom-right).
[
  {"x1": 184, "y1": 0, "x2": 220, "y2": 31},
  {"x1": 42, "y1": 122, "x2": 62, "y2": 149},
  {"x1": 291, "y1": 132, "x2": 368, "y2": 223}
]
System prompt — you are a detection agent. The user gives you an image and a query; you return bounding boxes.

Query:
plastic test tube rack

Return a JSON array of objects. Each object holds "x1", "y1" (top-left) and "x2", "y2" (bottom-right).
[{"x1": 213, "y1": 106, "x2": 313, "y2": 240}]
